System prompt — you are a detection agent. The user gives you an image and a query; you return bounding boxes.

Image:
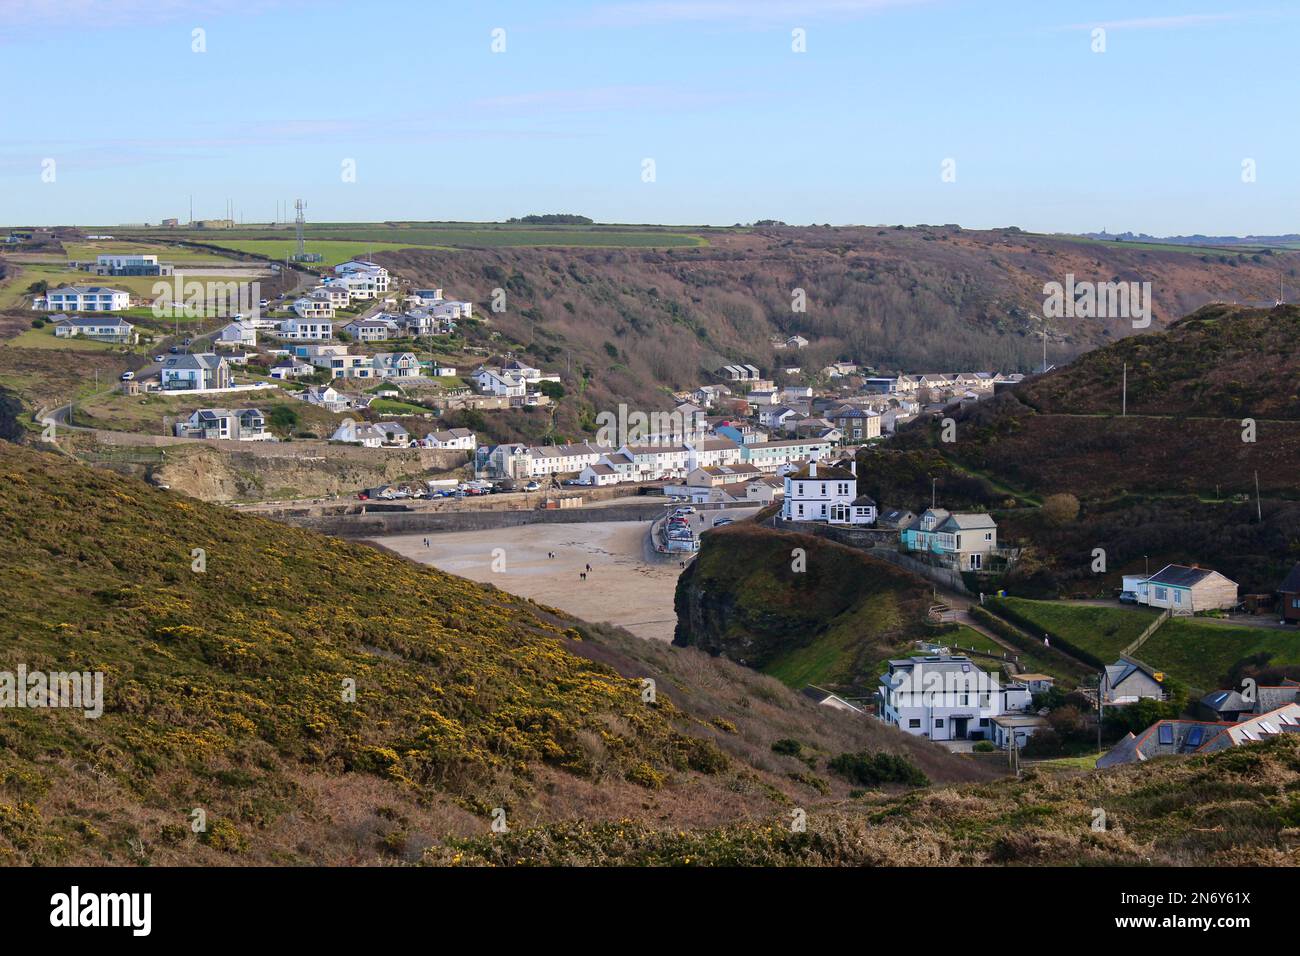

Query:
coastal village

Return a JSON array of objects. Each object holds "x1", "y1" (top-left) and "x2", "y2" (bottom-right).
[{"x1": 15, "y1": 234, "x2": 1300, "y2": 773}]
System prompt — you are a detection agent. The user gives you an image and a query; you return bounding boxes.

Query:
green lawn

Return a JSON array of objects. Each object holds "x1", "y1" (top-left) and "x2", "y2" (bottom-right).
[
  {"x1": 987, "y1": 598, "x2": 1159, "y2": 664},
  {"x1": 1139, "y1": 619, "x2": 1300, "y2": 693},
  {"x1": 7, "y1": 326, "x2": 127, "y2": 351},
  {"x1": 370, "y1": 398, "x2": 430, "y2": 416},
  {"x1": 196, "y1": 239, "x2": 441, "y2": 267}
]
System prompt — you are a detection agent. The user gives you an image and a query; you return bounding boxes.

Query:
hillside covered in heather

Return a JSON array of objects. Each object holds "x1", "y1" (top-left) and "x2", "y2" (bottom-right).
[{"x1": 0, "y1": 439, "x2": 991, "y2": 864}]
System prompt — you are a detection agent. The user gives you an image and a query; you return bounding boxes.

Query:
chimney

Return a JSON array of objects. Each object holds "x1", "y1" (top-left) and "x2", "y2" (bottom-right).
[
  {"x1": 809, "y1": 461, "x2": 817, "y2": 478},
  {"x1": 850, "y1": 458, "x2": 857, "y2": 478}
]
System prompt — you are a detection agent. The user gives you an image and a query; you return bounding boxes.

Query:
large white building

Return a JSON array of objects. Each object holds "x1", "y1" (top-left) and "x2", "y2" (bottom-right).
[
  {"x1": 279, "y1": 316, "x2": 334, "y2": 340},
  {"x1": 877, "y1": 655, "x2": 1033, "y2": 744},
  {"x1": 780, "y1": 459, "x2": 876, "y2": 525},
  {"x1": 42, "y1": 285, "x2": 130, "y2": 312}
]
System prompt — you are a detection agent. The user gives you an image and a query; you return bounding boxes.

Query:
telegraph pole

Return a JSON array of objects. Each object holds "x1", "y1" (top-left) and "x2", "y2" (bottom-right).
[{"x1": 1121, "y1": 362, "x2": 1127, "y2": 416}]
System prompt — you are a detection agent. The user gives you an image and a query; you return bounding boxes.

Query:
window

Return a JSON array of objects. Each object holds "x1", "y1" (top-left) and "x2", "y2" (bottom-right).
[
  {"x1": 1158, "y1": 724, "x2": 1174, "y2": 745},
  {"x1": 978, "y1": 718, "x2": 989, "y2": 727},
  {"x1": 908, "y1": 719, "x2": 921, "y2": 729},
  {"x1": 934, "y1": 719, "x2": 944, "y2": 728},
  {"x1": 1174, "y1": 590, "x2": 1182, "y2": 604},
  {"x1": 1154, "y1": 587, "x2": 1167, "y2": 601}
]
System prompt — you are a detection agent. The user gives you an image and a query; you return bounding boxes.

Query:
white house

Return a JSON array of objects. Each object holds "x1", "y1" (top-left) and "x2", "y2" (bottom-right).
[
  {"x1": 174, "y1": 407, "x2": 270, "y2": 441},
  {"x1": 579, "y1": 462, "x2": 622, "y2": 486},
  {"x1": 342, "y1": 318, "x2": 399, "y2": 342},
  {"x1": 301, "y1": 385, "x2": 350, "y2": 412},
  {"x1": 335, "y1": 260, "x2": 390, "y2": 293},
  {"x1": 43, "y1": 285, "x2": 130, "y2": 312},
  {"x1": 473, "y1": 367, "x2": 526, "y2": 397},
  {"x1": 291, "y1": 294, "x2": 336, "y2": 321},
  {"x1": 527, "y1": 442, "x2": 610, "y2": 478},
  {"x1": 314, "y1": 284, "x2": 351, "y2": 310},
  {"x1": 215, "y1": 320, "x2": 257, "y2": 348},
  {"x1": 279, "y1": 316, "x2": 334, "y2": 340},
  {"x1": 1121, "y1": 564, "x2": 1239, "y2": 613},
  {"x1": 424, "y1": 428, "x2": 477, "y2": 451},
  {"x1": 269, "y1": 357, "x2": 314, "y2": 380},
  {"x1": 781, "y1": 459, "x2": 875, "y2": 525},
  {"x1": 877, "y1": 655, "x2": 1033, "y2": 743},
  {"x1": 685, "y1": 438, "x2": 743, "y2": 470},
  {"x1": 331, "y1": 419, "x2": 410, "y2": 447},
  {"x1": 618, "y1": 443, "x2": 692, "y2": 480},
  {"x1": 52, "y1": 315, "x2": 137, "y2": 344}
]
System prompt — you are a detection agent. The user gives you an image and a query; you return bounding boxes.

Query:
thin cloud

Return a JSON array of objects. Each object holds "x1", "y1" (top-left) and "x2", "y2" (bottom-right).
[
  {"x1": 473, "y1": 85, "x2": 744, "y2": 114},
  {"x1": 582, "y1": 0, "x2": 934, "y2": 27},
  {"x1": 1066, "y1": 13, "x2": 1237, "y2": 31}
]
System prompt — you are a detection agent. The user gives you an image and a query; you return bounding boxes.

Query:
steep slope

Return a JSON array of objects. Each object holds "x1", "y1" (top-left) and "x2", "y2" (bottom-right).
[
  {"x1": 374, "y1": 226, "x2": 1296, "y2": 438},
  {"x1": 430, "y1": 734, "x2": 1300, "y2": 866},
  {"x1": 674, "y1": 524, "x2": 935, "y2": 692},
  {"x1": 884, "y1": 303, "x2": 1300, "y2": 596},
  {"x1": 0, "y1": 440, "x2": 990, "y2": 864}
]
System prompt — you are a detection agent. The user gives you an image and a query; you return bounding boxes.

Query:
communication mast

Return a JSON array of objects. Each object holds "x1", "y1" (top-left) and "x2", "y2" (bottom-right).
[{"x1": 291, "y1": 199, "x2": 323, "y2": 262}]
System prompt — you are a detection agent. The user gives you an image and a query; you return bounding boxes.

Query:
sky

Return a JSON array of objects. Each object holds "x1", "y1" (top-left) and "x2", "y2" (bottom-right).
[{"x1": 1, "y1": 0, "x2": 1296, "y2": 234}]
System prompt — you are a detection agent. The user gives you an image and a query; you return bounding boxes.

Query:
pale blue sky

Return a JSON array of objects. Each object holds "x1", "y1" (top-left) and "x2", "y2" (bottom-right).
[{"x1": 1, "y1": 0, "x2": 1296, "y2": 233}]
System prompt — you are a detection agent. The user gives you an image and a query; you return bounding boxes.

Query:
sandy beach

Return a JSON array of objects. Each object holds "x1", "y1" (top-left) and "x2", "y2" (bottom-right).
[{"x1": 375, "y1": 518, "x2": 699, "y2": 641}]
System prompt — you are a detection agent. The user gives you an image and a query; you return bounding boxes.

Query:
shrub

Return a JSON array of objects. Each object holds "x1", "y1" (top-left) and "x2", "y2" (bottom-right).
[
  {"x1": 771, "y1": 738, "x2": 802, "y2": 756},
  {"x1": 1040, "y1": 493, "x2": 1081, "y2": 526},
  {"x1": 973, "y1": 741, "x2": 996, "y2": 753},
  {"x1": 827, "y1": 751, "x2": 928, "y2": 788}
]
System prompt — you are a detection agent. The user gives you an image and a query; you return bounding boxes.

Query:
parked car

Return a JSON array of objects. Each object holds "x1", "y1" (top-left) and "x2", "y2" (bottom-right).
[
  {"x1": 712, "y1": 516, "x2": 734, "y2": 527},
  {"x1": 153, "y1": 355, "x2": 165, "y2": 363},
  {"x1": 119, "y1": 370, "x2": 135, "y2": 381},
  {"x1": 168, "y1": 345, "x2": 180, "y2": 354},
  {"x1": 523, "y1": 481, "x2": 541, "y2": 492}
]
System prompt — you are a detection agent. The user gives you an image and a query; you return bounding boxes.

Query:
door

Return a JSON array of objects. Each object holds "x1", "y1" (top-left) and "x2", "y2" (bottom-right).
[{"x1": 953, "y1": 717, "x2": 969, "y2": 739}]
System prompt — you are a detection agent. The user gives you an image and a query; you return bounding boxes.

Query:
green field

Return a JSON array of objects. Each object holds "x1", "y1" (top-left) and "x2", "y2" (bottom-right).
[
  {"x1": 1139, "y1": 618, "x2": 1300, "y2": 692},
  {"x1": 986, "y1": 598, "x2": 1160, "y2": 664},
  {"x1": 986, "y1": 598, "x2": 1299, "y2": 694},
  {"x1": 61, "y1": 240, "x2": 236, "y2": 265},
  {"x1": 194, "y1": 239, "x2": 441, "y2": 267},
  {"x1": 124, "y1": 222, "x2": 709, "y2": 251},
  {"x1": 369, "y1": 398, "x2": 430, "y2": 416}
]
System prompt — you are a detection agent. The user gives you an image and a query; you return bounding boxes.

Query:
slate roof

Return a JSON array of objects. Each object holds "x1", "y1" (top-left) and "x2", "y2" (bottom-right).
[
  {"x1": 1279, "y1": 562, "x2": 1300, "y2": 594},
  {"x1": 1147, "y1": 564, "x2": 1216, "y2": 588}
]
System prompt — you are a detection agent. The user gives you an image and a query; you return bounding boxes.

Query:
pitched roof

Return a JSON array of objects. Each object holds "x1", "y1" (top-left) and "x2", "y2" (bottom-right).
[
  {"x1": 1280, "y1": 562, "x2": 1300, "y2": 594},
  {"x1": 1147, "y1": 564, "x2": 1217, "y2": 588}
]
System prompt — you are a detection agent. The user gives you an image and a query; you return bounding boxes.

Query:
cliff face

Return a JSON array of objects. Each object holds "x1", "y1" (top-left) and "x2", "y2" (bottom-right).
[{"x1": 673, "y1": 524, "x2": 934, "y2": 691}]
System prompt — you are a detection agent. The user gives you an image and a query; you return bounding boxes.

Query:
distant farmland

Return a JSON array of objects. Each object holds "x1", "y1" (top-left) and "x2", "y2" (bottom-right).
[{"x1": 122, "y1": 222, "x2": 710, "y2": 254}]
